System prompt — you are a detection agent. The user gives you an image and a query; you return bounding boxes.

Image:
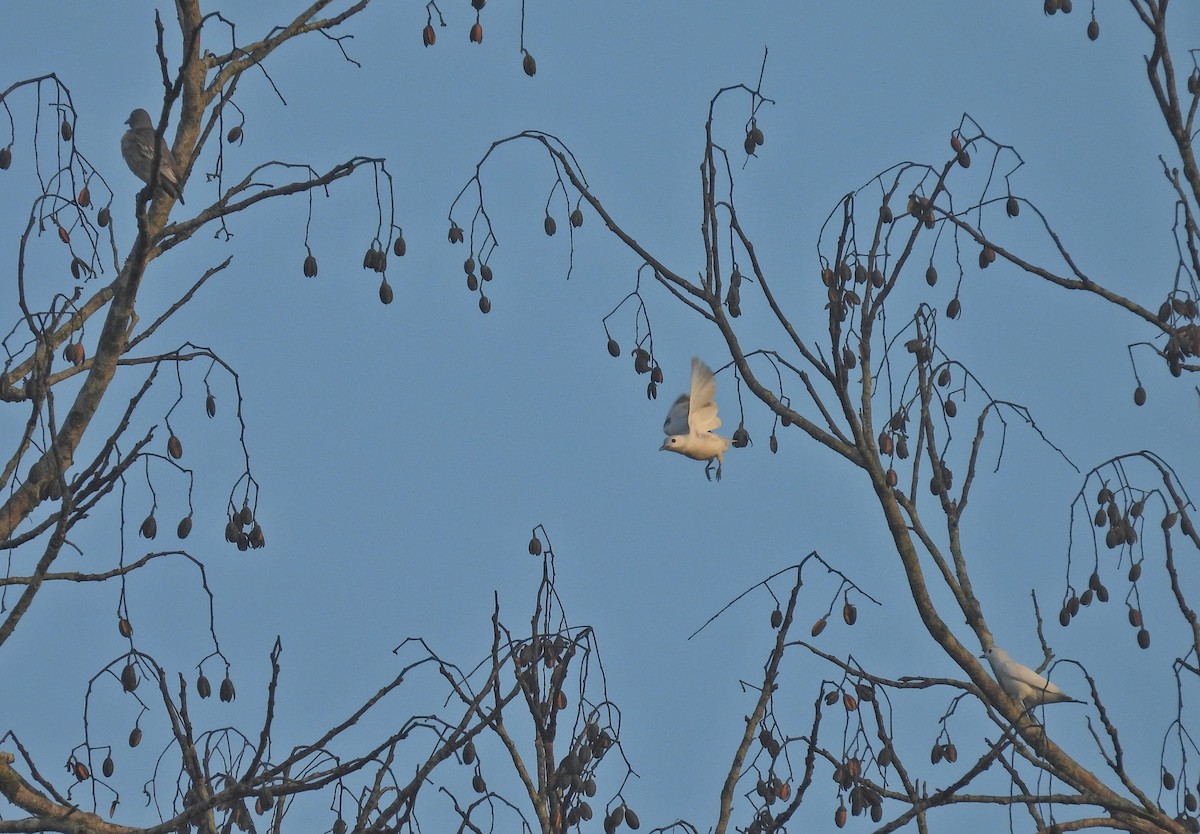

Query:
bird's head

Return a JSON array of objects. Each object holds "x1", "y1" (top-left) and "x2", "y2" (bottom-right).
[
  {"x1": 126, "y1": 109, "x2": 153, "y2": 129},
  {"x1": 982, "y1": 647, "x2": 1010, "y2": 664},
  {"x1": 660, "y1": 436, "x2": 682, "y2": 453}
]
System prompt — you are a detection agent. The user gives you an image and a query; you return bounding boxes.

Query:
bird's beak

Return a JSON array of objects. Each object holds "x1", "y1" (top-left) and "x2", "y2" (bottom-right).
[{"x1": 658, "y1": 440, "x2": 669, "y2": 451}]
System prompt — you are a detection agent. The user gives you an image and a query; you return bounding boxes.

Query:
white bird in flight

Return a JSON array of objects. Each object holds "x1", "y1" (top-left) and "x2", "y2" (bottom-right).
[
  {"x1": 660, "y1": 358, "x2": 730, "y2": 481},
  {"x1": 983, "y1": 646, "x2": 1077, "y2": 707}
]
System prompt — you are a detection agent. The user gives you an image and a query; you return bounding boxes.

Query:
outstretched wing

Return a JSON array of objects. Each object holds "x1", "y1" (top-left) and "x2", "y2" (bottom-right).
[
  {"x1": 686, "y1": 358, "x2": 721, "y2": 434},
  {"x1": 663, "y1": 394, "x2": 690, "y2": 436}
]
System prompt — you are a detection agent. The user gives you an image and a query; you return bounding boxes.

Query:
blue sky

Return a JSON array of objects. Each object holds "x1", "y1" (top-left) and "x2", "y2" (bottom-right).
[{"x1": 2, "y1": 2, "x2": 1199, "y2": 830}]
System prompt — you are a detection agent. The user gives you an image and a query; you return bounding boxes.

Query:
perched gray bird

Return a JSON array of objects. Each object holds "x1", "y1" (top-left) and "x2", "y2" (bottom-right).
[
  {"x1": 121, "y1": 108, "x2": 185, "y2": 203},
  {"x1": 660, "y1": 357, "x2": 730, "y2": 481},
  {"x1": 983, "y1": 647, "x2": 1077, "y2": 707}
]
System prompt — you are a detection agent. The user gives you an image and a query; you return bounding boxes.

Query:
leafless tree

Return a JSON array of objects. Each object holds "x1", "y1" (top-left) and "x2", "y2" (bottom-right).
[
  {"x1": 443, "y1": 3, "x2": 1200, "y2": 833},
  {"x1": 3, "y1": 3, "x2": 1200, "y2": 834}
]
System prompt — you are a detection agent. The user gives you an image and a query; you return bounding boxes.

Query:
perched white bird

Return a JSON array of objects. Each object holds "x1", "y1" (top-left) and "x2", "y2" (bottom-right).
[
  {"x1": 121, "y1": 108, "x2": 185, "y2": 204},
  {"x1": 983, "y1": 647, "x2": 1077, "y2": 707},
  {"x1": 660, "y1": 358, "x2": 730, "y2": 481}
]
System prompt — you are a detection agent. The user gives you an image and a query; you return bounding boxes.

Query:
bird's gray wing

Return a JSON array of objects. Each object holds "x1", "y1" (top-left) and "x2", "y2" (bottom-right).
[
  {"x1": 686, "y1": 358, "x2": 722, "y2": 433},
  {"x1": 663, "y1": 394, "x2": 690, "y2": 436}
]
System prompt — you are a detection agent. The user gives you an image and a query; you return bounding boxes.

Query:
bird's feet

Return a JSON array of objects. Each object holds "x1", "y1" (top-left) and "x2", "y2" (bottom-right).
[{"x1": 704, "y1": 459, "x2": 723, "y2": 482}]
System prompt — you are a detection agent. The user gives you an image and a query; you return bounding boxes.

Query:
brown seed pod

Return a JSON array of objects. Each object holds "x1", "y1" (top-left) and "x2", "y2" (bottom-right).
[
  {"x1": 950, "y1": 134, "x2": 964, "y2": 153},
  {"x1": 1006, "y1": 196, "x2": 1020, "y2": 217},
  {"x1": 238, "y1": 505, "x2": 254, "y2": 527},
  {"x1": 544, "y1": 215, "x2": 557, "y2": 236},
  {"x1": 121, "y1": 662, "x2": 138, "y2": 692},
  {"x1": 379, "y1": 279, "x2": 394, "y2": 305},
  {"x1": 1093, "y1": 508, "x2": 1106, "y2": 527},
  {"x1": 57, "y1": 224, "x2": 70, "y2": 245},
  {"x1": 74, "y1": 761, "x2": 89, "y2": 781},
  {"x1": 1067, "y1": 595, "x2": 1080, "y2": 616},
  {"x1": 825, "y1": 690, "x2": 839, "y2": 707},
  {"x1": 879, "y1": 203, "x2": 893, "y2": 224},
  {"x1": 140, "y1": 514, "x2": 157, "y2": 539},
  {"x1": 423, "y1": 23, "x2": 436, "y2": 46},
  {"x1": 206, "y1": 393, "x2": 217, "y2": 418},
  {"x1": 0, "y1": 147, "x2": 11, "y2": 169},
  {"x1": 770, "y1": 433, "x2": 778, "y2": 454},
  {"x1": 946, "y1": 297, "x2": 961, "y2": 319},
  {"x1": 249, "y1": 524, "x2": 265, "y2": 549},
  {"x1": 944, "y1": 743, "x2": 958, "y2": 763},
  {"x1": 842, "y1": 693, "x2": 858, "y2": 711},
  {"x1": 470, "y1": 21, "x2": 483, "y2": 43},
  {"x1": 60, "y1": 119, "x2": 73, "y2": 142},
  {"x1": 227, "y1": 125, "x2": 243, "y2": 144},
  {"x1": 886, "y1": 468, "x2": 898, "y2": 487},
  {"x1": 480, "y1": 264, "x2": 493, "y2": 282},
  {"x1": 197, "y1": 674, "x2": 212, "y2": 698},
  {"x1": 523, "y1": 52, "x2": 537, "y2": 76},
  {"x1": 1128, "y1": 562, "x2": 1142, "y2": 582},
  {"x1": 834, "y1": 803, "x2": 847, "y2": 828},
  {"x1": 219, "y1": 675, "x2": 236, "y2": 702},
  {"x1": 448, "y1": 224, "x2": 463, "y2": 243},
  {"x1": 925, "y1": 265, "x2": 938, "y2": 286},
  {"x1": 1185, "y1": 792, "x2": 1198, "y2": 813},
  {"x1": 1059, "y1": 606, "x2": 1071, "y2": 627},
  {"x1": 624, "y1": 807, "x2": 640, "y2": 830},
  {"x1": 811, "y1": 617, "x2": 827, "y2": 637},
  {"x1": 1137, "y1": 628, "x2": 1151, "y2": 649},
  {"x1": 1164, "y1": 770, "x2": 1177, "y2": 791},
  {"x1": 102, "y1": 755, "x2": 114, "y2": 778},
  {"x1": 303, "y1": 254, "x2": 318, "y2": 277},
  {"x1": 633, "y1": 348, "x2": 651, "y2": 374},
  {"x1": 744, "y1": 133, "x2": 757, "y2": 155},
  {"x1": 1128, "y1": 607, "x2": 1142, "y2": 627},
  {"x1": 167, "y1": 435, "x2": 183, "y2": 459},
  {"x1": 463, "y1": 740, "x2": 477, "y2": 764},
  {"x1": 237, "y1": 533, "x2": 250, "y2": 551},
  {"x1": 570, "y1": 207, "x2": 584, "y2": 228},
  {"x1": 78, "y1": 186, "x2": 91, "y2": 207},
  {"x1": 225, "y1": 520, "x2": 239, "y2": 542},
  {"x1": 945, "y1": 399, "x2": 957, "y2": 418},
  {"x1": 466, "y1": 273, "x2": 479, "y2": 291},
  {"x1": 479, "y1": 295, "x2": 491, "y2": 314},
  {"x1": 606, "y1": 338, "x2": 621, "y2": 358},
  {"x1": 1080, "y1": 588, "x2": 1094, "y2": 606},
  {"x1": 957, "y1": 150, "x2": 971, "y2": 168},
  {"x1": 930, "y1": 744, "x2": 943, "y2": 764},
  {"x1": 842, "y1": 602, "x2": 857, "y2": 626},
  {"x1": 770, "y1": 608, "x2": 783, "y2": 628},
  {"x1": 472, "y1": 772, "x2": 486, "y2": 793},
  {"x1": 464, "y1": 257, "x2": 476, "y2": 275}
]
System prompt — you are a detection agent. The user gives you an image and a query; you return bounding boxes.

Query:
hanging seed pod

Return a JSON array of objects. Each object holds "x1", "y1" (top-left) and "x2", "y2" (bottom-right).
[
  {"x1": 842, "y1": 601, "x2": 857, "y2": 625},
  {"x1": 743, "y1": 133, "x2": 758, "y2": 155},
  {"x1": 249, "y1": 524, "x2": 265, "y2": 549},
  {"x1": 1094, "y1": 508, "x2": 1106, "y2": 527},
  {"x1": 480, "y1": 264, "x2": 493, "y2": 282},
  {"x1": 544, "y1": 215, "x2": 557, "y2": 236},
  {"x1": 224, "y1": 520, "x2": 239, "y2": 542},
  {"x1": 423, "y1": 23, "x2": 436, "y2": 46},
  {"x1": 140, "y1": 514, "x2": 157, "y2": 539},
  {"x1": 373, "y1": 251, "x2": 387, "y2": 273},
  {"x1": 448, "y1": 224, "x2": 463, "y2": 243},
  {"x1": 879, "y1": 432, "x2": 894, "y2": 455},
  {"x1": 1128, "y1": 608, "x2": 1142, "y2": 627},
  {"x1": 944, "y1": 744, "x2": 958, "y2": 763},
  {"x1": 121, "y1": 662, "x2": 138, "y2": 692},
  {"x1": 466, "y1": 273, "x2": 479, "y2": 291},
  {"x1": 167, "y1": 435, "x2": 183, "y2": 459},
  {"x1": 570, "y1": 207, "x2": 584, "y2": 228},
  {"x1": 78, "y1": 186, "x2": 91, "y2": 208},
  {"x1": 1184, "y1": 517, "x2": 1195, "y2": 536},
  {"x1": 237, "y1": 505, "x2": 254, "y2": 527},
  {"x1": 470, "y1": 21, "x2": 483, "y2": 43},
  {"x1": 824, "y1": 691, "x2": 839, "y2": 707},
  {"x1": 74, "y1": 761, "x2": 90, "y2": 781},
  {"x1": 811, "y1": 617, "x2": 827, "y2": 637},
  {"x1": 769, "y1": 433, "x2": 779, "y2": 454},
  {"x1": 886, "y1": 468, "x2": 898, "y2": 487},
  {"x1": 237, "y1": 533, "x2": 250, "y2": 551},
  {"x1": 303, "y1": 254, "x2": 318, "y2": 277},
  {"x1": 1133, "y1": 385, "x2": 1146, "y2": 406},
  {"x1": 606, "y1": 338, "x2": 620, "y2": 358},
  {"x1": 362, "y1": 248, "x2": 375, "y2": 270},
  {"x1": 945, "y1": 399, "x2": 957, "y2": 418},
  {"x1": 0, "y1": 147, "x2": 11, "y2": 169},
  {"x1": 462, "y1": 740, "x2": 477, "y2": 764},
  {"x1": 97, "y1": 206, "x2": 111, "y2": 228},
  {"x1": 478, "y1": 295, "x2": 491, "y2": 314},
  {"x1": 584, "y1": 777, "x2": 597, "y2": 797},
  {"x1": 1129, "y1": 562, "x2": 1142, "y2": 582},
  {"x1": 102, "y1": 754, "x2": 115, "y2": 778},
  {"x1": 842, "y1": 693, "x2": 858, "y2": 711},
  {"x1": 925, "y1": 265, "x2": 938, "y2": 286},
  {"x1": 579, "y1": 802, "x2": 594, "y2": 821},
  {"x1": 1006, "y1": 196, "x2": 1020, "y2": 217},
  {"x1": 1059, "y1": 606, "x2": 1071, "y2": 627},
  {"x1": 1164, "y1": 771, "x2": 1177, "y2": 791},
  {"x1": 930, "y1": 744, "x2": 943, "y2": 764},
  {"x1": 392, "y1": 234, "x2": 406, "y2": 258},
  {"x1": 60, "y1": 119, "x2": 73, "y2": 142},
  {"x1": 834, "y1": 803, "x2": 847, "y2": 828},
  {"x1": 227, "y1": 125, "x2": 243, "y2": 144},
  {"x1": 770, "y1": 608, "x2": 783, "y2": 628},
  {"x1": 57, "y1": 224, "x2": 70, "y2": 245},
  {"x1": 896, "y1": 436, "x2": 909, "y2": 459},
  {"x1": 1137, "y1": 628, "x2": 1151, "y2": 649},
  {"x1": 633, "y1": 348, "x2": 651, "y2": 374},
  {"x1": 219, "y1": 675, "x2": 236, "y2": 702},
  {"x1": 472, "y1": 772, "x2": 486, "y2": 793},
  {"x1": 464, "y1": 257, "x2": 476, "y2": 275},
  {"x1": 879, "y1": 203, "x2": 893, "y2": 224},
  {"x1": 523, "y1": 52, "x2": 537, "y2": 76},
  {"x1": 1096, "y1": 583, "x2": 1110, "y2": 603},
  {"x1": 197, "y1": 673, "x2": 212, "y2": 698},
  {"x1": 128, "y1": 726, "x2": 142, "y2": 747},
  {"x1": 528, "y1": 535, "x2": 542, "y2": 556},
  {"x1": 1067, "y1": 594, "x2": 1080, "y2": 616},
  {"x1": 623, "y1": 807, "x2": 640, "y2": 830},
  {"x1": 379, "y1": 279, "x2": 394, "y2": 305},
  {"x1": 1080, "y1": 588, "x2": 1094, "y2": 606},
  {"x1": 957, "y1": 150, "x2": 971, "y2": 168},
  {"x1": 651, "y1": 365, "x2": 664, "y2": 384},
  {"x1": 205, "y1": 393, "x2": 217, "y2": 418}
]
